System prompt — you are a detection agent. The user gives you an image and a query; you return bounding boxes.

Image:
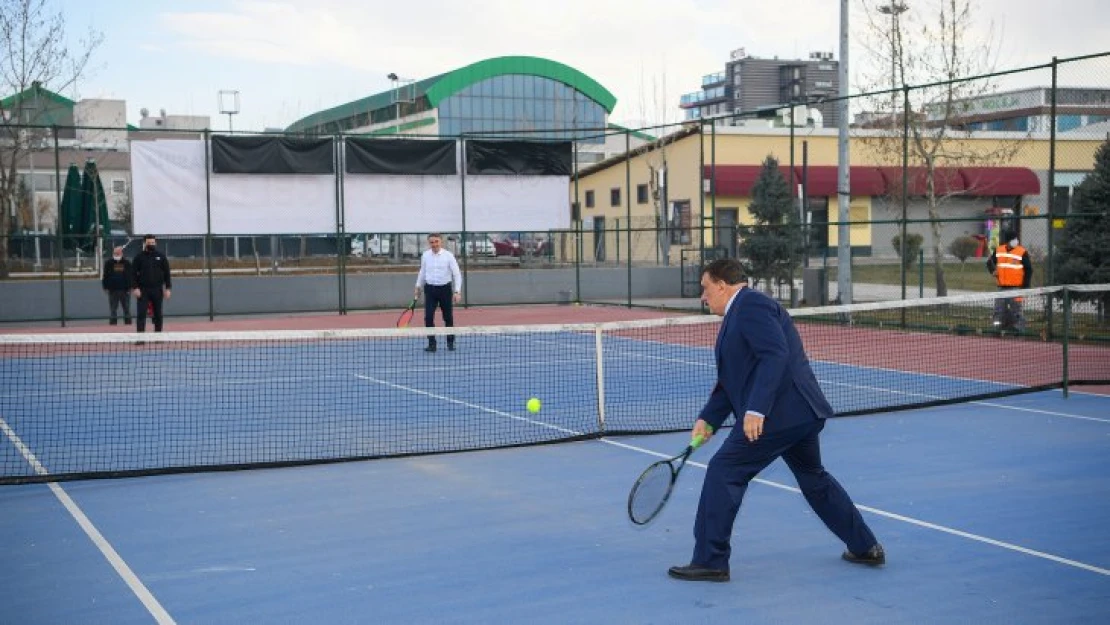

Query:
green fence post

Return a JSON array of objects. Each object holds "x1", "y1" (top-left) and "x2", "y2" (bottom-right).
[
  {"x1": 1061, "y1": 287, "x2": 1070, "y2": 399},
  {"x1": 203, "y1": 129, "x2": 215, "y2": 321},
  {"x1": 918, "y1": 248, "x2": 924, "y2": 298}
]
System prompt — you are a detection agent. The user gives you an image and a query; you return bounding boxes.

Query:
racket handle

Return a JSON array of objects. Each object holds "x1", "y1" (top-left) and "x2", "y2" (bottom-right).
[{"x1": 690, "y1": 425, "x2": 714, "y2": 449}]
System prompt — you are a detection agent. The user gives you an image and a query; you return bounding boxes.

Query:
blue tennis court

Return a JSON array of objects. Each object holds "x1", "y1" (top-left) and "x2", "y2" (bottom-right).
[
  {"x1": 2, "y1": 308, "x2": 1109, "y2": 623},
  {"x1": 2, "y1": 388, "x2": 1109, "y2": 623}
]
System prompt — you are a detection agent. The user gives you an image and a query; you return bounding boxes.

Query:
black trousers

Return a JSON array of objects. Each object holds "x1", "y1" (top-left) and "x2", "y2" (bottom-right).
[
  {"x1": 107, "y1": 290, "x2": 131, "y2": 323},
  {"x1": 136, "y1": 288, "x2": 166, "y2": 333},
  {"x1": 423, "y1": 283, "x2": 454, "y2": 346}
]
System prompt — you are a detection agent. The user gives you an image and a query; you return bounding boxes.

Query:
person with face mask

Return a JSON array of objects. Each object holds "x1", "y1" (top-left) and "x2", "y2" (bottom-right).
[
  {"x1": 101, "y1": 246, "x2": 132, "y2": 325},
  {"x1": 986, "y1": 229, "x2": 1033, "y2": 332},
  {"x1": 130, "y1": 234, "x2": 172, "y2": 333}
]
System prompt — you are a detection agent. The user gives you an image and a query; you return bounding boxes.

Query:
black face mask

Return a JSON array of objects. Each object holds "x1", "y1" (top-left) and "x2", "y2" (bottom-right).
[{"x1": 145, "y1": 244, "x2": 155, "y2": 252}]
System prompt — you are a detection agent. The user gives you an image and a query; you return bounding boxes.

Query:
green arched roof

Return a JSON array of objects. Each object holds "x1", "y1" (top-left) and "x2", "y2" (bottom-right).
[
  {"x1": 424, "y1": 56, "x2": 616, "y2": 112},
  {"x1": 286, "y1": 56, "x2": 616, "y2": 133}
]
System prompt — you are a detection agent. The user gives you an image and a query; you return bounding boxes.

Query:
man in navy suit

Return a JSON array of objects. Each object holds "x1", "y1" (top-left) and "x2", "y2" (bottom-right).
[{"x1": 668, "y1": 259, "x2": 884, "y2": 582}]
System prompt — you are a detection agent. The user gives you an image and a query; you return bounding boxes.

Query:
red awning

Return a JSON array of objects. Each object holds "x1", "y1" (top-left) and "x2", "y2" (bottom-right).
[
  {"x1": 704, "y1": 165, "x2": 798, "y2": 196},
  {"x1": 959, "y1": 167, "x2": 1041, "y2": 195},
  {"x1": 877, "y1": 166, "x2": 968, "y2": 196},
  {"x1": 706, "y1": 165, "x2": 1040, "y2": 197},
  {"x1": 798, "y1": 166, "x2": 886, "y2": 196},
  {"x1": 704, "y1": 165, "x2": 886, "y2": 196}
]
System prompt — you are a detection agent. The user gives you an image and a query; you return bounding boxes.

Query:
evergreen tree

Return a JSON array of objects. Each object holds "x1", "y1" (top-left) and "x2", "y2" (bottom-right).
[
  {"x1": 1056, "y1": 138, "x2": 1110, "y2": 286},
  {"x1": 738, "y1": 156, "x2": 802, "y2": 293}
]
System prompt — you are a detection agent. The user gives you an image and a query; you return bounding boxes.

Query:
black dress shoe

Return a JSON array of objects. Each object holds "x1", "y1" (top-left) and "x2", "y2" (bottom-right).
[
  {"x1": 842, "y1": 543, "x2": 886, "y2": 566},
  {"x1": 424, "y1": 345, "x2": 437, "y2": 352},
  {"x1": 667, "y1": 564, "x2": 729, "y2": 582}
]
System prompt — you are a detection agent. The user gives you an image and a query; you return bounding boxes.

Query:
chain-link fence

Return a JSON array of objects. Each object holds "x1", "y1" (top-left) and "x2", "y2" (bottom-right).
[{"x1": 2, "y1": 53, "x2": 1108, "y2": 323}]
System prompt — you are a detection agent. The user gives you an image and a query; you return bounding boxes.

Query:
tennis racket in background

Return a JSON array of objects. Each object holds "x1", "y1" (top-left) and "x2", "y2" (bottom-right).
[
  {"x1": 396, "y1": 298, "x2": 418, "y2": 328},
  {"x1": 627, "y1": 426, "x2": 713, "y2": 525}
]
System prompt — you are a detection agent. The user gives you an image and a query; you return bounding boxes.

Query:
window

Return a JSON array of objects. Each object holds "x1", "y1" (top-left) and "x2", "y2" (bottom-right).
[
  {"x1": 585, "y1": 190, "x2": 595, "y2": 208},
  {"x1": 111, "y1": 179, "x2": 126, "y2": 195},
  {"x1": 669, "y1": 201, "x2": 691, "y2": 244},
  {"x1": 610, "y1": 187, "x2": 621, "y2": 207},
  {"x1": 18, "y1": 173, "x2": 56, "y2": 191},
  {"x1": 637, "y1": 184, "x2": 649, "y2": 204}
]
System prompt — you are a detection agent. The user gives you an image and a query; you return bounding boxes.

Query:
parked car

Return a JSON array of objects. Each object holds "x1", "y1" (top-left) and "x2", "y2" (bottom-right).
[
  {"x1": 493, "y1": 233, "x2": 551, "y2": 257},
  {"x1": 446, "y1": 234, "x2": 495, "y2": 257},
  {"x1": 350, "y1": 234, "x2": 390, "y2": 257}
]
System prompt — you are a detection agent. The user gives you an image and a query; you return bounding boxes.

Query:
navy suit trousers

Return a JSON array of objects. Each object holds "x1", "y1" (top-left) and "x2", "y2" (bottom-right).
[{"x1": 692, "y1": 420, "x2": 877, "y2": 570}]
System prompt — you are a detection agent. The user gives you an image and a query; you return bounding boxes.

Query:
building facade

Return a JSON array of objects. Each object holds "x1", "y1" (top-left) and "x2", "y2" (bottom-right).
[
  {"x1": 286, "y1": 56, "x2": 643, "y2": 167},
  {"x1": 936, "y1": 87, "x2": 1110, "y2": 133},
  {"x1": 681, "y1": 48, "x2": 841, "y2": 128},
  {"x1": 572, "y1": 125, "x2": 1104, "y2": 266}
]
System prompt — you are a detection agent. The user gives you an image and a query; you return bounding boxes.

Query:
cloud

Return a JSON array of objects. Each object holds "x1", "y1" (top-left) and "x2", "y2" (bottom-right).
[
  {"x1": 155, "y1": 0, "x2": 1104, "y2": 129},
  {"x1": 159, "y1": 0, "x2": 840, "y2": 124}
]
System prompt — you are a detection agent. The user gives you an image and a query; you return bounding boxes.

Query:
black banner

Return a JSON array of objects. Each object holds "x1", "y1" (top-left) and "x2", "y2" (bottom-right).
[
  {"x1": 465, "y1": 140, "x2": 572, "y2": 176},
  {"x1": 345, "y1": 138, "x2": 457, "y2": 175},
  {"x1": 212, "y1": 136, "x2": 334, "y2": 174}
]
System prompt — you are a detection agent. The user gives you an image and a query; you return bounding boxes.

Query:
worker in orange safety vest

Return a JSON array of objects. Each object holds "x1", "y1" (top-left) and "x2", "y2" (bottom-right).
[{"x1": 986, "y1": 230, "x2": 1033, "y2": 332}]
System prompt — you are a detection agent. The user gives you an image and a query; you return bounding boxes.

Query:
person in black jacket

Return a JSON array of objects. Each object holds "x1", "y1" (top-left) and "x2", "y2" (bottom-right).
[
  {"x1": 131, "y1": 234, "x2": 172, "y2": 333},
  {"x1": 101, "y1": 246, "x2": 132, "y2": 325}
]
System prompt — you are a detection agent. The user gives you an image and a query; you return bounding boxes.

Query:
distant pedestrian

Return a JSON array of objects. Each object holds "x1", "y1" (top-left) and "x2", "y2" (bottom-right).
[
  {"x1": 101, "y1": 246, "x2": 132, "y2": 325},
  {"x1": 131, "y1": 234, "x2": 172, "y2": 333},
  {"x1": 414, "y1": 233, "x2": 462, "y2": 352},
  {"x1": 986, "y1": 229, "x2": 1032, "y2": 332}
]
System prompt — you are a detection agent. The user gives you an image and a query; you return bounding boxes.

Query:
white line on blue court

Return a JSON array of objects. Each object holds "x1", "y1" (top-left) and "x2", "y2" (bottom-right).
[
  {"x1": 0, "y1": 415, "x2": 177, "y2": 625},
  {"x1": 603, "y1": 436, "x2": 1110, "y2": 578},
  {"x1": 967, "y1": 400, "x2": 1110, "y2": 423},
  {"x1": 352, "y1": 373, "x2": 582, "y2": 435}
]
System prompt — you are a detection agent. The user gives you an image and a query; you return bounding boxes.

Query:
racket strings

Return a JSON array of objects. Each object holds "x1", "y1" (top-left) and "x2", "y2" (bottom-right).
[{"x1": 629, "y1": 462, "x2": 674, "y2": 524}]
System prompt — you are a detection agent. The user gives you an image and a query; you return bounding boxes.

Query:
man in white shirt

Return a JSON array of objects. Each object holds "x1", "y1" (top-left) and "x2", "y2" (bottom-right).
[{"x1": 414, "y1": 233, "x2": 463, "y2": 352}]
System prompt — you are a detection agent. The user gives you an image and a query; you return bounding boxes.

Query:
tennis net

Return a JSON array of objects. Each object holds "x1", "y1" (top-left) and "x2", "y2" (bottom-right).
[{"x1": 1, "y1": 284, "x2": 1107, "y2": 483}]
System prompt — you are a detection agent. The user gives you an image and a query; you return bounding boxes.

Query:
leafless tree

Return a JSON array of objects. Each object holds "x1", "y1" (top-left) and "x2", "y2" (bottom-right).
[
  {"x1": 0, "y1": 0, "x2": 103, "y2": 277},
  {"x1": 856, "y1": 0, "x2": 1025, "y2": 296},
  {"x1": 113, "y1": 194, "x2": 132, "y2": 234}
]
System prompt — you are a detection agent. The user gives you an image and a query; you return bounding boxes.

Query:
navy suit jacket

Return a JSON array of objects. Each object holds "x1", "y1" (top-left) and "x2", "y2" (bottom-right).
[{"x1": 698, "y1": 287, "x2": 834, "y2": 433}]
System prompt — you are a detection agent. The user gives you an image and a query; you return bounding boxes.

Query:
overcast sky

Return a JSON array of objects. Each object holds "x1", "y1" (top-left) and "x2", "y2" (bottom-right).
[{"x1": 48, "y1": 0, "x2": 1110, "y2": 132}]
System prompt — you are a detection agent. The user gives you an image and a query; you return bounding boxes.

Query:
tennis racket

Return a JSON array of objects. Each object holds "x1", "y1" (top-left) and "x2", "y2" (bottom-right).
[
  {"x1": 396, "y1": 298, "x2": 417, "y2": 328},
  {"x1": 627, "y1": 426, "x2": 713, "y2": 525}
]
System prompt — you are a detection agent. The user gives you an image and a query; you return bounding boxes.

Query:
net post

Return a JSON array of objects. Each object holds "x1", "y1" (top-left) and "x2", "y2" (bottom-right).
[
  {"x1": 594, "y1": 326, "x2": 607, "y2": 434},
  {"x1": 1061, "y1": 287, "x2": 1070, "y2": 398}
]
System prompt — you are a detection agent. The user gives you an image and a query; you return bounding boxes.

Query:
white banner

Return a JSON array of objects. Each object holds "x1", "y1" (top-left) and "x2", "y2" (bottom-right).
[
  {"x1": 463, "y1": 176, "x2": 570, "y2": 231},
  {"x1": 132, "y1": 139, "x2": 570, "y2": 235},
  {"x1": 132, "y1": 140, "x2": 208, "y2": 235},
  {"x1": 343, "y1": 176, "x2": 463, "y2": 232},
  {"x1": 132, "y1": 140, "x2": 338, "y2": 235}
]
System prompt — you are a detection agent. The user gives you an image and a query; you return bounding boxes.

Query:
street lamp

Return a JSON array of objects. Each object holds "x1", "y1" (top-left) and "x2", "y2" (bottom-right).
[
  {"x1": 387, "y1": 73, "x2": 414, "y2": 126},
  {"x1": 877, "y1": 2, "x2": 909, "y2": 130}
]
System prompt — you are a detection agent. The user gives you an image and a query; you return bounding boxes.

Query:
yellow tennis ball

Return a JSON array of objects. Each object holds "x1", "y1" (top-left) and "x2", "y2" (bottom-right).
[{"x1": 526, "y1": 397, "x2": 542, "y2": 413}]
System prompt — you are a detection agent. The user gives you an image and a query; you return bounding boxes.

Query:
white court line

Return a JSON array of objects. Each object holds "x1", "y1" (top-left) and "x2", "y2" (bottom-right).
[
  {"x1": 0, "y1": 415, "x2": 176, "y2": 624},
  {"x1": 352, "y1": 374, "x2": 582, "y2": 436},
  {"x1": 966, "y1": 400, "x2": 1110, "y2": 423},
  {"x1": 602, "y1": 437, "x2": 1110, "y2": 577}
]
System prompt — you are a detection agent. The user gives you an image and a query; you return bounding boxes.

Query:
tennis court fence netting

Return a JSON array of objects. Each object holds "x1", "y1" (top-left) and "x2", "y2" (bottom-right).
[{"x1": 1, "y1": 284, "x2": 1106, "y2": 484}]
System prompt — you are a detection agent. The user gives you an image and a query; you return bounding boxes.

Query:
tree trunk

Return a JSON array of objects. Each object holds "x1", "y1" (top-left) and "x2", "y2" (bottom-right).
[
  {"x1": 927, "y1": 210, "x2": 948, "y2": 297},
  {"x1": 0, "y1": 236, "x2": 9, "y2": 279}
]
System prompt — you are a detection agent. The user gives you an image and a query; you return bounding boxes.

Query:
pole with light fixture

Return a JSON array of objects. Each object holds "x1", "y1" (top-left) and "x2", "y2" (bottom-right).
[
  {"x1": 218, "y1": 90, "x2": 240, "y2": 133},
  {"x1": 877, "y1": 2, "x2": 908, "y2": 130}
]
